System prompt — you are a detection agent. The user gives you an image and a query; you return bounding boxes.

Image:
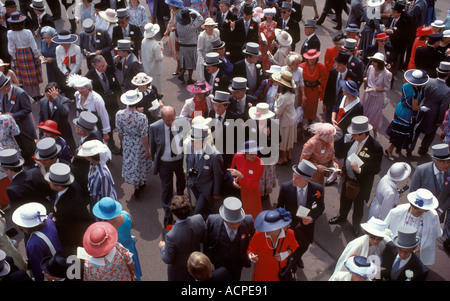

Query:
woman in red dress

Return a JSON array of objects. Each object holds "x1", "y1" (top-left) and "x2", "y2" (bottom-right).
[
  {"x1": 247, "y1": 208, "x2": 299, "y2": 281},
  {"x1": 258, "y1": 8, "x2": 277, "y2": 70},
  {"x1": 228, "y1": 141, "x2": 265, "y2": 220},
  {"x1": 300, "y1": 49, "x2": 328, "y2": 126},
  {"x1": 324, "y1": 33, "x2": 345, "y2": 74}
]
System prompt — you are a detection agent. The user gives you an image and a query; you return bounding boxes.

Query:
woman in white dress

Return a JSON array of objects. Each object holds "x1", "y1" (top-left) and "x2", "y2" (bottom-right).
[
  {"x1": 196, "y1": 18, "x2": 220, "y2": 81},
  {"x1": 141, "y1": 23, "x2": 163, "y2": 91}
]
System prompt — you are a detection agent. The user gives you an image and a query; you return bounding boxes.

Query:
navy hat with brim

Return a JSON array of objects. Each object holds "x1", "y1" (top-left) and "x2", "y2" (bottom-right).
[
  {"x1": 404, "y1": 69, "x2": 429, "y2": 86},
  {"x1": 52, "y1": 30, "x2": 78, "y2": 44},
  {"x1": 339, "y1": 79, "x2": 359, "y2": 96},
  {"x1": 254, "y1": 208, "x2": 292, "y2": 232}
]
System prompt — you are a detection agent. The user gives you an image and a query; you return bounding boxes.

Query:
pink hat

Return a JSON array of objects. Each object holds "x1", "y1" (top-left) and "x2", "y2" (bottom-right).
[
  {"x1": 186, "y1": 81, "x2": 213, "y2": 94},
  {"x1": 83, "y1": 222, "x2": 118, "y2": 258}
]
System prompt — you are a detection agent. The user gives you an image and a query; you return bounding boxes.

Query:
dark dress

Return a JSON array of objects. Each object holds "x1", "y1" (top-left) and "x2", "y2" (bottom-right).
[{"x1": 40, "y1": 39, "x2": 57, "y2": 83}]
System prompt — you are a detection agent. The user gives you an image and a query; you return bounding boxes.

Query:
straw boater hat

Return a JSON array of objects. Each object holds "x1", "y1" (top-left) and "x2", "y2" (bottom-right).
[
  {"x1": 99, "y1": 8, "x2": 118, "y2": 23},
  {"x1": 392, "y1": 225, "x2": 420, "y2": 249},
  {"x1": 52, "y1": 30, "x2": 78, "y2": 44},
  {"x1": 83, "y1": 222, "x2": 118, "y2": 258},
  {"x1": 34, "y1": 137, "x2": 62, "y2": 161},
  {"x1": 254, "y1": 208, "x2": 292, "y2": 232},
  {"x1": 131, "y1": 72, "x2": 153, "y2": 86},
  {"x1": 361, "y1": 217, "x2": 389, "y2": 238},
  {"x1": 201, "y1": 17, "x2": 218, "y2": 29},
  {"x1": 271, "y1": 70, "x2": 296, "y2": 89},
  {"x1": 292, "y1": 159, "x2": 317, "y2": 179},
  {"x1": 387, "y1": 162, "x2": 411, "y2": 182},
  {"x1": 144, "y1": 22, "x2": 160, "y2": 39},
  {"x1": 430, "y1": 143, "x2": 450, "y2": 160},
  {"x1": 404, "y1": 69, "x2": 429, "y2": 86},
  {"x1": 12, "y1": 202, "x2": 47, "y2": 228},
  {"x1": 249, "y1": 102, "x2": 275, "y2": 120},
  {"x1": 219, "y1": 197, "x2": 245, "y2": 223},
  {"x1": 72, "y1": 111, "x2": 98, "y2": 133},
  {"x1": 436, "y1": 61, "x2": 450, "y2": 74},
  {"x1": 344, "y1": 256, "x2": 377, "y2": 279},
  {"x1": 93, "y1": 197, "x2": 123, "y2": 220},
  {"x1": 187, "y1": 80, "x2": 212, "y2": 94},
  {"x1": 228, "y1": 77, "x2": 249, "y2": 92},
  {"x1": 0, "y1": 148, "x2": 24, "y2": 168},
  {"x1": 431, "y1": 20, "x2": 445, "y2": 29},
  {"x1": 407, "y1": 188, "x2": 439, "y2": 211},
  {"x1": 347, "y1": 116, "x2": 373, "y2": 134},
  {"x1": 120, "y1": 89, "x2": 143, "y2": 106},
  {"x1": 274, "y1": 29, "x2": 292, "y2": 47},
  {"x1": 44, "y1": 162, "x2": 75, "y2": 186}
]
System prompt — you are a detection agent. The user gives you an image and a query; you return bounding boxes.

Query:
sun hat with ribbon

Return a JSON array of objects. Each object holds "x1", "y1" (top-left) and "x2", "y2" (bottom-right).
[
  {"x1": 93, "y1": 197, "x2": 123, "y2": 220},
  {"x1": 201, "y1": 17, "x2": 218, "y2": 29},
  {"x1": 344, "y1": 255, "x2": 378, "y2": 279},
  {"x1": 12, "y1": 202, "x2": 47, "y2": 228},
  {"x1": 271, "y1": 70, "x2": 296, "y2": 88},
  {"x1": 248, "y1": 102, "x2": 275, "y2": 120},
  {"x1": 407, "y1": 188, "x2": 439, "y2": 211},
  {"x1": 44, "y1": 162, "x2": 75, "y2": 186},
  {"x1": 99, "y1": 8, "x2": 118, "y2": 23},
  {"x1": 120, "y1": 89, "x2": 143, "y2": 106},
  {"x1": 254, "y1": 208, "x2": 292, "y2": 232},
  {"x1": 77, "y1": 139, "x2": 110, "y2": 157},
  {"x1": 361, "y1": 216, "x2": 390, "y2": 238},
  {"x1": 83, "y1": 222, "x2": 118, "y2": 258},
  {"x1": 368, "y1": 52, "x2": 387, "y2": 65},
  {"x1": 131, "y1": 72, "x2": 153, "y2": 86},
  {"x1": 219, "y1": 197, "x2": 245, "y2": 223},
  {"x1": 186, "y1": 80, "x2": 213, "y2": 94}
]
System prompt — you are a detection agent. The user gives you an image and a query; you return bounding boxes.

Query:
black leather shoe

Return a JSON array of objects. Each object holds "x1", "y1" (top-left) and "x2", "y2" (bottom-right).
[{"x1": 329, "y1": 216, "x2": 346, "y2": 224}]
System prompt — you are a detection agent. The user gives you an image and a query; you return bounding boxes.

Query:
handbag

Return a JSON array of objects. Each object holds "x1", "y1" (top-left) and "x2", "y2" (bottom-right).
[
  {"x1": 276, "y1": 237, "x2": 297, "y2": 281},
  {"x1": 345, "y1": 178, "x2": 361, "y2": 200}
]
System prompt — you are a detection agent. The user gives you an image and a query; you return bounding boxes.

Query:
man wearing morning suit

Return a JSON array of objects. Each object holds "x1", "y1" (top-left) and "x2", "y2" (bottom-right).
[
  {"x1": 114, "y1": 39, "x2": 144, "y2": 92},
  {"x1": 215, "y1": 0, "x2": 237, "y2": 46},
  {"x1": 233, "y1": 43, "x2": 267, "y2": 95},
  {"x1": 300, "y1": 19, "x2": 321, "y2": 58},
  {"x1": 0, "y1": 73, "x2": 37, "y2": 167},
  {"x1": 381, "y1": 225, "x2": 428, "y2": 281},
  {"x1": 79, "y1": 19, "x2": 114, "y2": 70},
  {"x1": 226, "y1": 3, "x2": 259, "y2": 63},
  {"x1": 185, "y1": 124, "x2": 224, "y2": 219},
  {"x1": 276, "y1": 2, "x2": 300, "y2": 50},
  {"x1": 204, "y1": 197, "x2": 255, "y2": 281},
  {"x1": 385, "y1": 3, "x2": 411, "y2": 73},
  {"x1": 277, "y1": 160, "x2": 324, "y2": 268},
  {"x1": 329, "y1": 116, "x2": 383, "y2": 236},
  {"x1": 39, "y1": 82, "x2": 76, "y2": 152},
  {"x1": 86, "y1": 55, "x2": 122, "y2": 154},
  {"x1": 414, "y1": 33, "x2": 445, "y2": 80},
  {"x1": 150, "y1": 106, "x2": 186, "y2": 227},
  {"x1": 227, "y1": 77, "x2": 257, "y2": 121},
  {"x1": 112, "y1": 8, "x2": 142, "y2": 58},
  {"x1": 203, "y1": 52, "x2": 231, "y2": 94}
]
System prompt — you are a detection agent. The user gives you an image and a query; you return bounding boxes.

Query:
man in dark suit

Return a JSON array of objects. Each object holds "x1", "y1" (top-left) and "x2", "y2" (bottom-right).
[
  {"x1": 414, "y1": 33, "x2": 445, "y2": 79},
  {"x1": 185, "y1": 124, "x2": 224, "y2": 219},
  {"x1": 227, "y1": 77, "x2": 257, "y2": 120},
  {"x1": 410, "y1": 63, "x2": 450, "y2": 155},
  {"x1": 112, "y1": 8, "x2": 143, "y2": 58},
  {"x1": 114, "y1": 39, "x2": 144, "y2": 92},
  {"x1": 0, "y1": 73, "x2": 37, "y2": 167},
  {"x1": 277, "y1": 2, "x2": 300, "y2": 50},
  {"x1": 203, "y1": 52, "x2": 231, "y2": 94},
  {"x1": 322, "y1": 51, "x2": 358, "y2": 123},
  {"x1": 86, "y1": 55, "x2": 122, "y2": 154},
  {"x1": 381, "y1": 225, "x2": 428, "y2": 281},
  {"x1": 233, "y1": 43, "x2": 267, "y2": 95},
  {"x1": 278, "y1": 0, "x2": 302, "y2": 22},
  {"x1": 39, "y1": 82, "x2": 76, "y2": 152},
  {"x1": 0, "y1": 149, "x2": 52, "y2": 213},
  {"x1": 211, "y1": 38, "x2": 234, "y2": 78},
  {"x1": 31, "y1": 0, "x2": 55, "y2": 37},
  {"x1": 329, "y1": 116, "x2": 383, "y2": 236},
  {"x1": 277, "y1": 160, "x2": 324, "y2": 268},
  {"x1": 300, "y1": 19, "x2": 321, "y2": 58},
  {"x1": 150, "y1": 106, "x2": 186, "y2": 227},
  {"x1": 208, "y1": 91, "x2": 238, "y2": 168},
  {"x1": 385, "y1": 3, "x2": 411, "y2": 74},
  {"x1": 79, "y1": 19, "x2": 114, "y2": 70},
  {"x1": 215, "y1": 0, "x2": 237, "y2": 39},
  {"x1": 226, "y1": 3, "x2": 259, "y2": 63},
  {"x1": 34, "y1": 137, "x2": 71, "y2": 172},
  {"x1": 0, "y1": 12, "x2": 10, "y2": 64},
  {"x1": 204, "y1": 197, "x2": 255, "y2": 281},
  {"x1": 341, "y1": 38, "x2": 364, "y2": 88},
  {"x1": 44, "y1": 162, "x2": 94, "y2": 254}
]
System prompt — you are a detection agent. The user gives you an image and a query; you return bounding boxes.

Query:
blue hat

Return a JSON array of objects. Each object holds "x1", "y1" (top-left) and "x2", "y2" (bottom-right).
[
  {"x1": 165, "y1": 0, "x2": 184, "y2": 8},
  {"x1": 344, "y1": 256, "x2": 377, "y2": 279},
  {"x1": 339, "y1": 79, "x2": 359, "y2": 96},
  {"x1": 93, "y1": 197, "x2": 122, "y2": 220},
  {"x1": 345, "y1": 23, "x2": 360, "y2": 33},
  {"x1": 254, "y1": 208, "x2": 291, "y2": 232},
  {"x1": 404, "y1": 69, "x2": 429, "y2": 86}
]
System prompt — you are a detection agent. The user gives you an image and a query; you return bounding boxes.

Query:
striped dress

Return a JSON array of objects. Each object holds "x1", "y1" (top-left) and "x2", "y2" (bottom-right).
[{"x1": 88, "y1": 162, "x2": 118, "y2": 210}]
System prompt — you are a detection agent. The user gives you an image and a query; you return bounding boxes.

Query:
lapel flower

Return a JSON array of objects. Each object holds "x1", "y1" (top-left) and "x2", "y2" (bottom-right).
[
  {"x1": 405, "y1": 270, "x2": 413, "y2": 281},
  {"x1": 130, "y1": 31, "x2": 134, "y2": 35},
  {"x1": 215, "y1": 77, "x2": 220, "y2": 82},
  {"x1": 312, "y1": 191, "x2": 321, "y2": 198},
  {"x1": 346, "y1": 77, "x2": 351, "y2": 81},
  {"x1": 256, "y1": 64, "x2": 261, "y2": 69},
  {"x1": 12, "y1": 95, "x2": 16, "y2": 99},
  {"x1": 204, "y1": 154, "x2": 210, "y2": 160}
]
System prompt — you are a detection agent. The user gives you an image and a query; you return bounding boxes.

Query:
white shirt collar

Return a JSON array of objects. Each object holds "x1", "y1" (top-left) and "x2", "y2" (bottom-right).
[{"x1": 88, "y1": 245, "x2": 116, "y2": 266}]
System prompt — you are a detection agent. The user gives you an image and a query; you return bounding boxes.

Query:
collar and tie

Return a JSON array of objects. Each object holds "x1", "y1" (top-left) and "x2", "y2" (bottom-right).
[{"x1": 169, "y1": 127, "x2": 176, "y2": 157}]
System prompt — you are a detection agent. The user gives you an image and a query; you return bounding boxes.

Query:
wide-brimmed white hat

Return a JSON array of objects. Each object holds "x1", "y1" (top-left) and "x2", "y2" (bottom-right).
[
  {"x1": 366, "y1": 0, "x2": 385, "y2": 7},
  {"x1": 407, "y1": 188, "x2": 439, "y2": 211},
  {"x1": 99, "y1": 8, "x2": 118, "y2": 23},
  {"x1": 77, "y1": 140, "x2": 110, "y2": 157},
  {"x1": 131, "y1": 72, "x2": 153, "y2": 86},
  {"x1": 12, "y1": 202, "x2": 47, "y2": 228},
  {"x1": 144, "y1": 22, "x2": 160, "y2": 38},
  {"x1": 201, "y1": 17, "x2": 218, "y2": 28},
  {"x1": 120, "y1": 90, "x2": 143, "y2": 106},
  {"x1": 368, "y1": 52, "x2": 387, "y2": 65},
  {"x1": 387, "y1": 162, "x2": 411, "y2": 182},
  {"x1": 249, "y1": 102, "x2": 275, "y2": 120},
  {"x1": 274, "y1": 29, "x2": 292, "y2": 47},
  {"x1": 361, "y1": 217, "x2": 389, "y2": 238}
]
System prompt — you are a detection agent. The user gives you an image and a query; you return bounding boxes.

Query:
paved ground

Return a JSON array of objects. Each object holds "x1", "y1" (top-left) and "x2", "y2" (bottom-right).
[{"x1": 3, "y1": 0, "x2": 450, "y2": 283}]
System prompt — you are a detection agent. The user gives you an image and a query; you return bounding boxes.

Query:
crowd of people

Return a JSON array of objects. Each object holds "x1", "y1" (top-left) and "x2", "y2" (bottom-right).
[{"x1": 0, "y1": 0, "x2": 449, "y2": 282}]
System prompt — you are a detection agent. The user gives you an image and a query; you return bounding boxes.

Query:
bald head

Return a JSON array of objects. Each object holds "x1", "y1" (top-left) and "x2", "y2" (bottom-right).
[{"x1": 161, "y1": 106, "x2": 176, "y2": 126}]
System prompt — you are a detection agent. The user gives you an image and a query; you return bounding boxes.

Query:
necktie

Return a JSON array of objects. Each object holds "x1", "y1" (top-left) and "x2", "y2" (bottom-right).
[
  {"x1": 336, "y1": 108, "x2": 345, "y2": 122},
  {"x1": 218, "y1": 115, "x2": 222, "y2": 122},
  {"x1": 391, "y1": 257, "x2": 401, "y2": 279},
  {"x1": 438, "y1": 172, "x2": 444, "y2": 191},
  {"x1": 249, "y1": 64, "x2": 255, "y2": 77},
  {"x1": 169, "y1": 128, "x2": 176, "y2": 157},
  {"x1": 283, "y1": 20, "x2": 286, "y2": 29},
  {"x1": 101, "y1": 72, "x2": 110, "y2": 91},
  {"x1": 122, "y1": 57, "x2": 127, "y2": 71},
  {"x1": 297, "y1": 187, "x2": 304, "y2": 207},
  {"x1": 228, "y1": 228, "x2": 236, "y2": 241},
  {"x1": 245, "y1": 21, "x2": 249, "y2": 35}
]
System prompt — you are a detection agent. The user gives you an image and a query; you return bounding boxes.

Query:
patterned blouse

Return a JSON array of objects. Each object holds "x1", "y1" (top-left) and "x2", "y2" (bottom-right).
[
  {"x1": 0, "y1": 114, "x2": 20, "y2": 150},
  {"x1": 127, "y1": 5, "x2": 149, "y2": 32}
]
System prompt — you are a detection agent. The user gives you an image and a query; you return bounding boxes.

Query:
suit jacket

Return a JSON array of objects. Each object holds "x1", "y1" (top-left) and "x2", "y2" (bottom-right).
[
  {"x1": 0, "y1": 85, "x2": 37, "y2": 140},
  {"x1": 160, "y1": 214, "x2": 206, "y2": 281},
  {"x1": 203, "y1": 213, "x2": 255, "y2": 279},
  {"x1": 228, "y1": 94, "x2": 258, "y2": 120},
  {"x1": 347, "y1": 0, "x2": 364, "y2": 28},
  {"x1": 112, "y1": 23, "x2": 143, "y2": 56},
  {"x1": 277, "y1": 0, "x2": 302, "y2": 22},
  {"x1": 414, "y1": 45, "x2": 445, "y2": 79},
  {"x1": 363, "y1": 44, "x2": 394, "y2": 65},
  {"x1": 204, "y1": 68, "x2": 231, "y2": 94},
  {"x1": 115, "y1": 53, "x2": 144, "y2": 91},
  {"x1": 232, "y1": 59, "x2": 267, "y2": 94},
  {"x1": 39, "y1": 94, "x2": 76, "y2": 150},
  {"x1": 381, "y1": 241, "x2": 428, "y2": 281},
  {"x1": 277, "y1": 180, "x2": 325, "y2": 242},
  {"x1": 227, "y1": 17, "x2": 259, "y2": 62},
  {"x1": 347, "y1": 55, "x2": 364, "y2": 88},
  {"x1": 79, "y1": 29, "x2": 114, "y2": 69},
  {"x1": 276, "y1": 17, "x2": 300, "y2": 48},
  {"x1": 322, "y1": 67, "x2": 358, "y2": 106},
  {"x1": 300, "y1": 33, "x2": 321, "y2": 56},
  {"x1": 415, "y1": 78, "x2": 450, "y2": 134},
  {"x1": 85, "y1": 65, "x2": 121, "y2": 113},
  {"x1": 410, "y1": 161, "x2": 447, "y2": 199},
  {"x1": 185, "y1": 144, "x2": 224, "y2": 201},
  {"x1": 386, "y1": 13, "x2": 411, "y2": 53},
  {"x1": 38, "y1": 13, "x2": 55, "y2": 33},
  {"x1": 336, "y1": 135, "x2": 383, "y2": 202},
  {"x1": 407, "y1": 0, "x2": 428, "y2": 29}
]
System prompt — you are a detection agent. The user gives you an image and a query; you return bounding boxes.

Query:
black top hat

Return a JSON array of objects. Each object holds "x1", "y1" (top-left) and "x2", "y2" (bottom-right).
[
  {"x1": 334, "y1": 51, "x2": 350, "y2": 64},
  {"x1": 243, "y1": 3, "x2": 254, "y2": 15},
  {"x1": 4, "y1": 0, "x2": 16, "y2": 8},
  {"x1": 40, "y1": 252, "x2": 72, "y2": 279}
]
